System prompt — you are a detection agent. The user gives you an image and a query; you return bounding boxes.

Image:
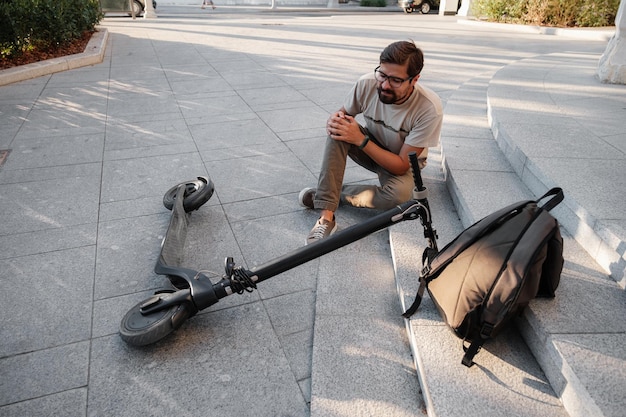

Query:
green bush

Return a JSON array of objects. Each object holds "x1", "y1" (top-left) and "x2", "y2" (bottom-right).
[
  {"x1": 472, "y1": 0, "x2": 619, "y2": 27},
  {"x1": 1, "y1": 0, "x2": 102, "y2": 59},
  {"x1": 360, "y1": 0, "x2": 387, "y2": 7},
  {"x1": 576, "y1": 0, "x2": 620, "y2": 27}
]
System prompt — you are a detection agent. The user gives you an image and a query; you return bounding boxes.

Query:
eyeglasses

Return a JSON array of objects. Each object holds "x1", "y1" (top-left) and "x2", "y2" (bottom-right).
[{"x1": 374, "y1": 66, "x2": 414, "y2": 88}]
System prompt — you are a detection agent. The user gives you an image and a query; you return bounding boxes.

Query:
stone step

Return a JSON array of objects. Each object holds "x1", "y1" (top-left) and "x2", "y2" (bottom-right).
[
  {"x1": 309, "y1": 211, "x2": 427, "y2": 417},
  {"x1": 392, "y1": 67, "x2": 626, "y2": 417},
  {"x1": 392, "y1": 155, "x2": 568, "y2": 417},
  {"x1": 487, "y1": 53, "x2": 626, "y2": 290},
  {"x1": 485, "y1": 56, "x2": 626, "y2": 417}
]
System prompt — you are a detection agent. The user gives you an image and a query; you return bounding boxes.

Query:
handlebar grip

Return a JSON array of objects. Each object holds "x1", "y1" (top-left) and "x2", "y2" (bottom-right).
[{"x1": 408, "y1": 152, "x2": 425, "y2": 191}]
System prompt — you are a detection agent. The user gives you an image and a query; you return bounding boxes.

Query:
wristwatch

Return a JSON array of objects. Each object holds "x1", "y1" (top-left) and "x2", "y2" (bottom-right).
[{"x1": 358, "y1": 135, "x2": 370, "y2": 150}]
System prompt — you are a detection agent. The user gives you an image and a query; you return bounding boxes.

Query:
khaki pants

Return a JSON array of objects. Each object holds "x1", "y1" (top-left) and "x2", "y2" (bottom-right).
[{"x1": 313, "y1": 129, "x2": 416, "y2": 212}]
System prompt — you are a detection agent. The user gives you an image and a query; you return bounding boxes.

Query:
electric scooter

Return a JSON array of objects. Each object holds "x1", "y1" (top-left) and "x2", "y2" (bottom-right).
[{"x1": 119, "y1": 152, "x2": 439, "y2": 346}]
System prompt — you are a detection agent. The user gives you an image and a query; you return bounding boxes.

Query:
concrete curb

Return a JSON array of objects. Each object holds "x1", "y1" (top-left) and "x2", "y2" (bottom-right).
[
  {"x1": 0, "y1": 28, "x2": 108, "y2": 87},
  {"x1": 457, "y1": 18, "x2": 616, "y2": 42}
]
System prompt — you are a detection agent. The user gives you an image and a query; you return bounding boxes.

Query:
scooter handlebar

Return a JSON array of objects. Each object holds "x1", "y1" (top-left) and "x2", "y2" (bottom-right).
[
  {"x1": 408, "y1": 151, "x2": 428, "y2": 201},
  {"x1": 408, "y1": 151, "x2": 424, "y2": 190}
]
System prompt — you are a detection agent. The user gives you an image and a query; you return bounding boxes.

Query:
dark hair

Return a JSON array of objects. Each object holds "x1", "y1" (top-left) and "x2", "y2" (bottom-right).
[{"x1": 379, "y1": 40, "x2": 424, "y2": 77}]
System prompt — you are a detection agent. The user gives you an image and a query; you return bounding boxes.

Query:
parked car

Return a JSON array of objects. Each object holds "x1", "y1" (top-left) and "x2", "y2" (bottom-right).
[
  {"x1": 130, "y1": 0, "x2": 157, "y2": 16},
  {"x1": 399, "y1": 0, "x2": 438, "y2": 14},
  {"x1": 99, "y1": 0, "x2": 156, "y2": 16}
]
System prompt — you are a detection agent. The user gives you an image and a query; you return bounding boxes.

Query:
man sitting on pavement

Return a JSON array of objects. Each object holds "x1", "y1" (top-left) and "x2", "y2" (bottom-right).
[{"x1": 299, "y1": 40, "x2": 443, "y2": 245}]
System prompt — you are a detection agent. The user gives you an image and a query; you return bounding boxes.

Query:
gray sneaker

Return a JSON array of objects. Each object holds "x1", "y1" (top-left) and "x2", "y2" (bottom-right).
[
  {"x1": 298, "y1": 187, "x2": 316, "y2": 209},
  {"x1": 306, "y1": 217, "x2": 337, "y2": 245}
]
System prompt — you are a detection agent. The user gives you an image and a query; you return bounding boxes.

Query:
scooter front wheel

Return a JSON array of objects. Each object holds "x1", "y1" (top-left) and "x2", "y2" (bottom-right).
[
  {"x1": 119, "y1": 295, "x2": 191, "y2": 346},
  {"x1": 163, "y1": 176, "x2": 214, "y2": 212}
]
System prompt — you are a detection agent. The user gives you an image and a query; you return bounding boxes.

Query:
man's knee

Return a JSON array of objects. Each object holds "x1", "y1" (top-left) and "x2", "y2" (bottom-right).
[{"x1": 374, "y1": 186, "x2": 411, "y2": 209}]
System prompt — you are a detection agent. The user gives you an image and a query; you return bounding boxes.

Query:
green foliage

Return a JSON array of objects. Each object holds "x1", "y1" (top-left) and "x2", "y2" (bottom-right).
[
  {"x1": 0, "y1": 0, "x2": 103, "y2": 59},
  {"x1": 576, "y1": 0, "x2": 621, "y2": 27},
  {"x1": 472, "y1": 0, "x2": 619, "y2": 27},
  {"x1": 360, "y1": 0, "x2": 387, "y2": 7}
]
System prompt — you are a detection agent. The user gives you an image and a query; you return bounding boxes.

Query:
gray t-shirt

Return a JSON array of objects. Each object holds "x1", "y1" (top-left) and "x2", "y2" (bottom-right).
[{"x1": 343, "y1": 72, "x2": 443, "y2": 160}]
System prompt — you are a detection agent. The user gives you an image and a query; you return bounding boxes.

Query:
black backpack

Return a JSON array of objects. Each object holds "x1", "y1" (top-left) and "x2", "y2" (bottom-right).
[{"x1": 403, "y1": 188, "x2": 565, "y2": 367}]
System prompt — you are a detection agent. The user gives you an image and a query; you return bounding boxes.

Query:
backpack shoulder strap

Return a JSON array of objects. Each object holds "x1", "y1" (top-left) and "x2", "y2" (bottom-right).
[
  {"x1": 537, "y1": 187, "x2": 563, "y2": 212},
  {"x1": 462, "y1": 338, "x2": 484, "y2": 367},
  {"x1": 402, "y1": 247, "x2": 433, "y2": 318},
  {"x1": 402, "y1": 191, "x2": 563, "y2": 320},
  {"x1": 402, "y1": 278, "x2": 426, "y2": 318},
  {"x1": 425, "y1": 198, "x2": 533, "y2": 278},
  {"x1": 402, "y1": 199, "x2": 534, "y2": 319}
]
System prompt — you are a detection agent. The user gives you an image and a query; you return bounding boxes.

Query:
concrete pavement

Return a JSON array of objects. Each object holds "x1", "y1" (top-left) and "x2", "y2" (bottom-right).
[{"x1": 0, "y1": 7, "x2": 624, "y2": 417}]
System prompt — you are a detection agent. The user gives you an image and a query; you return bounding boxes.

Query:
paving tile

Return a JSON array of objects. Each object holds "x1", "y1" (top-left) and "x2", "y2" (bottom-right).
[
  {"x1": 0, "y1": 247, "x2": 95, "y2": 356},
  {"x1": 0, "y1": 102, "x2": 29, "y2": 141},
  {"x1": 156, "y1": 50, "x2": 213, "y2": 67},
  {"x1": 161, "y1": 63, "x2": 218, "y2": 78},
  {"x1": 109, "y1": 60, "x2": 164, "y2": 76},
  {"x1": 229, "y1": 210, "x2": 317, "y2": 264},
  {"x1": 0, "y1": 80, "x2": 45, "y2": 100},
  {"x1": 284, "y1": 136, "x2": 326, "y2": 176},
  {"x1": 107, "y1": 90, "x2": 181, "y2": 119},
  {"x1": 315, "y1": 240, "x2": 399, "y2": 318},
  {"x1": 94, "y1": 213, "x2": 171, "y2": 299},
  {"x1": 236, "y1": 85, "x2": 309, "y2": 111},
  {"x1": 107, "y1": 77, "x2": 173, "y2": 96},
  {"x1": 87, "y1": 304, "x2": 308, "y2": 417},
  {"x1": 223, "y1": 192, "x2": 310, "y2": 223},
  {"x1": 198, "y1": 141, "x2": 291, "y2": 164},
  {"x1": 190, "y1": 117, "x2": 281, "y2": 150},
  {"x1": 19, "y1": 105, "x2": 106, "y2": 131},
  {"x1": 257, "y1": 104, "x2": 328, "y2": 134},
  {"x1": 47, "y1": 67, "x2": 111, "y2": 87},
  {"x1": 534, "y1": 157, "x2": 626, "y2": 220},
  {"x1": 170, "y1": 75, "x2": 234, "y2": 95},
  {"x1": 526, "y1": 234, "x2": 626, "y2": 335},
  {"x1": 446, "y1": 169, "x2": 531, "y2": 225},
  {"x1": 4, "y1": 132, "x2": 104, "y2": 170},
  {"x1": 221, "y1": 69, "x2": 290, "y2": 90},
  {"x1": 500, "y1": 121, "x2": 620, "y2": 159},
  {"x1": 33, "y1": 84, "x2": 109, "y2": 113},
  {"x1": 0, "y1": 343, "x2": 89, "y2": 405},
  {"x1": 263, "y1": 289, "x2": 316, "y2": 337},
  {"x1": 100, "y1": 152, "x2": 206, "y2": 203},
  {"x1": 11, "y1": 124, "x2": 104, "y2": 141},
  {"x1": 311, "y1": 315, "x2": 423, "y2": 417},
  {"x1": 297, "y1": 82, "x2": 353, "y2": 107},
  {"x1": 409, "y1": 323, "x2": 566, "y2": 417},
  {"x1": 204, "y1": 152, "x2": 311, "y2": 203},
  {"x1": 0, "y1": 176, "x2": 100, "y2": 235},
  {"x1": 210, "y1": 57, "x2": 268, "y2": 74},
  {"x1": 442, "y1": 137, "x2": 513, "y2": 172},
  {"x1": 0, "y1": 162, "x2": 101, "y2": 184},
  {"x1": 279, "y1": 328, "x2": 314, "y2": 383},
  {"x1": 0, "y1": 388, "x2": 87, "y2": 417},
  {"x1": 552, "y1": 333, "x2": 626, "y2": 417},
  {"x1": 177, "y1": 93, "x2": 256, "y2": 122},
  {"x1": 0, "y1": 223, "x2": 96, "y2": 260},
  {"x1": 104, "y1": 118, "x2": 195, "y2": 152}
]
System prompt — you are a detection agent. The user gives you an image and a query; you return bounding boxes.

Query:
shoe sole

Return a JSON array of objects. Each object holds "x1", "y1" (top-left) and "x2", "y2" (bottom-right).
[{"x1": 298, "y1": 187, "x2": 315, "y2": 209}]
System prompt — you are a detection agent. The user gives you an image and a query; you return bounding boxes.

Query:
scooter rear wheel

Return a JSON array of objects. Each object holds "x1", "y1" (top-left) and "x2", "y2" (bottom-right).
[
  {"x1": 163, "y1": 176, "x2": 214, "y2": 212},
  {"x1": 119, "y1": 295, "x2": 191, "y2": 346}
]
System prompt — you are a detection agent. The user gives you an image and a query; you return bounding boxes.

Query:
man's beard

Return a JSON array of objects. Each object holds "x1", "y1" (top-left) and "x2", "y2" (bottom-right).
[{"x1": 377, "y1": 86, "x2": 397, "y2": 104}]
